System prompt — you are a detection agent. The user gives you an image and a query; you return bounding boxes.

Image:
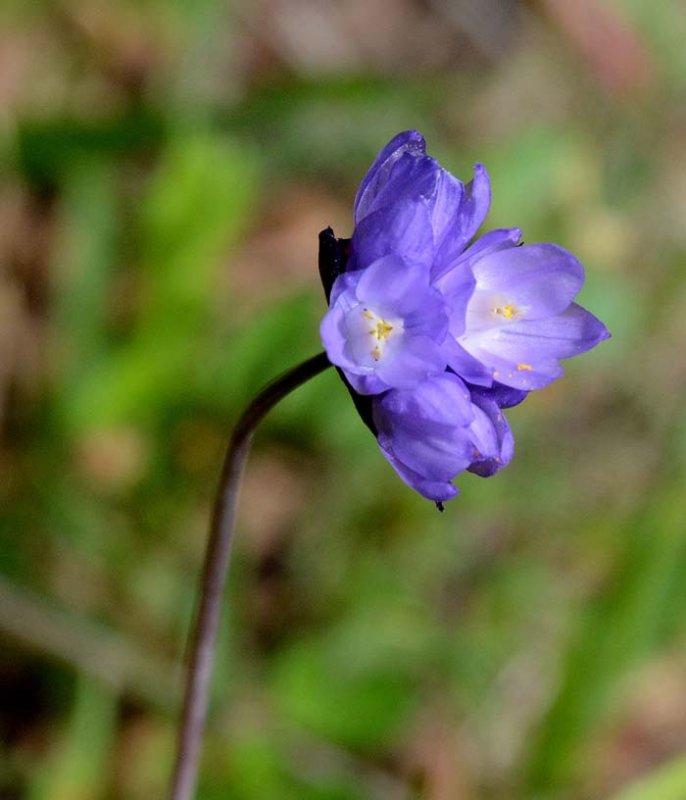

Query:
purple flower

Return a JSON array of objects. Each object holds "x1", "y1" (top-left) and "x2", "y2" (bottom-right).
[
  {"x1": 437, "y1": 230, "x2": 610, "y2": 390},
  {"x1": 318, "y1": 130, "x2": 610, "y2": 506},
  {"x1": 372, "y1": 373, "x2": 514, "y2": 502},
  {"x1": 347, "y1": 131, "x2": 490, "y2": 276},
  {"x1": 320, "y1": 254, "x2": 449, "y2": 394}
]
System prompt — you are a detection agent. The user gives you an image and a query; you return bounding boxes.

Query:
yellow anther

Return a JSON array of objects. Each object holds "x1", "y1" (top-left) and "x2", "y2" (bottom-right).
[
  {"x1": 516, "y1": 363, "x2": 533, "y2": 371},
  {"x1": 494, "y1": 304, "x2": 518, "y2": 319},
  {"x1": 372, "y1": 320, "x2": 393, "y2": 341},
  {"x1": 359, "y1": 308, "x2": 399, "y2": 361}
]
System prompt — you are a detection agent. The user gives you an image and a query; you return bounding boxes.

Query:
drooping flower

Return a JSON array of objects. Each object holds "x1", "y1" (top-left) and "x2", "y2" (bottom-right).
[
  {"x1": 318, "y1": 130, "x2": 610, "y2": 505},
  {"x1": 372, "y1": 373, "x2": 514, "y2": 504}
]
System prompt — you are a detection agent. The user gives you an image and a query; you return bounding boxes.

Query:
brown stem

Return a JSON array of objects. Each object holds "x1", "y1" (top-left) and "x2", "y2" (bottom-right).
[{"x1": 169, "y1": 352, "x2": 332, "y2": 800}]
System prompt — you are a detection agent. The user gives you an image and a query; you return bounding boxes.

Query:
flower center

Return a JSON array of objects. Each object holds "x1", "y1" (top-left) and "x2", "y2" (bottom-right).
[
  {"x1": 365, "y1": 310, "x2": 394, "y2": 341},
  {"x1": 362, "y1": 308, "x2": 400, "y2": 361},
  {"x1": 493, "y1": 303, "x2": 518, "y2": 320}
]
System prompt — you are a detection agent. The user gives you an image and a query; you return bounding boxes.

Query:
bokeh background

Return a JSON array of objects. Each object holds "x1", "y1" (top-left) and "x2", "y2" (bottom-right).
[{"x1": 2, "y1": 1, "x2": 686, "y2": 798}]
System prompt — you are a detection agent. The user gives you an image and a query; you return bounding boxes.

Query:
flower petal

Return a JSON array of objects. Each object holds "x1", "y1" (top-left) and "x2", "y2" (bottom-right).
[
  {"x1": 354, "y1": 130, "x2": 427, "y2": 222},
  {"x1": 470, "y1": 243, "x2": 585, "y2": 320},
  {"x1": 361, "y1": 154, "x2": 443, "y2": 222},
  {"x1": 470, "y1": 381, "x2": 529, "y2": 409},
  {"x1": 442, "y1": 337, "x2": 494, "y2": 386},
  {"x1": 467, "y1": 395, "x2": 514, "y2": 477},
  {"x1": 344, "y1": 371, "x2": 389, "y2": 395},
  {"x1": 353, "y1": 255, "x2": 449, "y2": 341},
  {"x1": 373, "y1": 373, "x2": 474, "y2": 478},
  {"x1": 328, "y1": 270, "x2": 361, "y2": 308},
  {"x1": 377, "y1": 447, "x2": 459, "y2": 502},
  {"x1": 349, "y1": 199, "x2": 436, "y2": 271},
  {"x1": 463, "y1": 302, "x2": 610, "y2": 389},
  {"x1": 356, "y1": 255, "x2": 429, "y2": 311},
  {"x1": 320, "y1": 299, "x2": 359, "y2": 371},
  {"x1": 434, "y1": 227, "x2": 522, "y2": 285},
  {"x1": 433, "y1": 163, "x2": 491, "y2": 267},
  {"x1": 375, "y1": 335, "x2": 447, "y2": 389},
  {"x1": 426, "y1": 168, "x2": 465, "y2": 250},
  {"x1": 503, "y1": 302, "x2": 611, "y2": 358}
]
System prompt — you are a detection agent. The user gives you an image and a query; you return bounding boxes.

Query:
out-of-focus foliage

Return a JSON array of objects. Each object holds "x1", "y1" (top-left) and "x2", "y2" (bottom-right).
[{"x1": 1, "y1": 1, "x2": 686, "y2": 798}]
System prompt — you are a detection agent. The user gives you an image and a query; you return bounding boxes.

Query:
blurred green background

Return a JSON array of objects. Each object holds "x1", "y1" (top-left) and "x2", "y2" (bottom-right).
[{"x1": 1, "y1": 1, "x2": 686, "y2": 798}]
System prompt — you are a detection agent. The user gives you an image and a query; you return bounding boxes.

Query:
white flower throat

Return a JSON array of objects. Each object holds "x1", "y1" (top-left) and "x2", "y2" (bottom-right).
[
  {"x1": 492, "y1": 303, "x2": 519, "y2": 320},
  {"x1": 364, "y1": 309, "x2": 395, "y2": 360},
  {"x1": 464, "y1": 291, "x2": 526, "y2": 333},
  {"x1": 347, "y1": 306, "x2": 404, "y2": 365}
]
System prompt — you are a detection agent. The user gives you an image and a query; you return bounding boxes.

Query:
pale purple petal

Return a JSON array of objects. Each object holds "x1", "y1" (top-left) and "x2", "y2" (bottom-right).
[
  {"x1": 502, "y1": 303, "x2": 611, "y2": 359},
  {"x1": 460, "y1": 336, "x2": 563, "y2": 390},
  {"x1": 462, "y1": 164, "x2": 491, "y2": 237},
  {"x1": 433, "y1": 261, "x2": 475, "y2": 334},
  {"x1": 344, "y1": 371, "x2": 389, "y2": 395},
  {"x1": 375, "y1": 336, "x2": 447, "y2": 389},
  {"x1": 433, "y1": 227, "x2": 523, "y2": 284},
  {"x1": 462, "y1": 302, "x2": 610, "y2": 389},
  {"x1": 377, "y1": 418, "x2": 471, "y2": 478},
  {"x1": 356, "y1": 255, "x2": 429, "y2": 312},
  {"x1": 375, "y1": 371, "x2": 473, "y2": 425},
  {"x1": 320, "y1": 301, "x2": 356, "y2": 371},
  {"x1": 320, "y1": 250, "x2": 450, "y2": 393},
  {"x1": 442, "y1": 338, "x2": 494, "y2": 386},
  {"x1": 328, "y1": 270, "x2": 362, "y2": 308},
  {"x1": 470, "y1": 243, "x2": 584, "y2": 320},
  {"x1": 403, "y1": 298, "x2": 449, "y2": 341},
  {"x1": 353, "y1": 256, "x2": 449, "y2": 339}
]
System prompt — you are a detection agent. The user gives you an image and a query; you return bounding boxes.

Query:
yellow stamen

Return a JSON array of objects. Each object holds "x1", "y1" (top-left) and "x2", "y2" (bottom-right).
[
  {"x1": 360, "y1": 308, "x2": 398, "y2": 361},
  {"x1": 516, "y1": 363, "x2": 533, "y2": 371},
  {"x1": 372, "y1": 320, "x2": 393, "y2": 340},
  {"x1": 494, "y1": 304, "x2": 518, "y2": 319}
]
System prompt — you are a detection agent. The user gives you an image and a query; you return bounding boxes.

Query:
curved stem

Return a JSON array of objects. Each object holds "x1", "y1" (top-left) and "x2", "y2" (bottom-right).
[{"x1": 170, "y1": 352, "x2": 332, "y2": 800}]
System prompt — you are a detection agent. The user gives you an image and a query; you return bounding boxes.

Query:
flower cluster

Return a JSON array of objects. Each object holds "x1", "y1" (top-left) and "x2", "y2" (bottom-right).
[{"x1": 319, "y1": 130, "x2": 609, "y2": 507}]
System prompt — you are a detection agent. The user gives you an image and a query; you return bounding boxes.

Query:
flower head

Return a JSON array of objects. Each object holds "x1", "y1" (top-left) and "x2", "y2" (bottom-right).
[
  {"x1": 319, "y1": 130, "x2": 610, "y2": 506},
  {"x1": 320, "y1": 254, "x2": 449, "y2": 394}
]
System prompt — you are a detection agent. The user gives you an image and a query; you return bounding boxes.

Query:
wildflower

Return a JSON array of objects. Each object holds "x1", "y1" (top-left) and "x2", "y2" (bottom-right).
[
  {"x1": 319, "y1": 254, "x2": 449, "y2": 394},
  {"x1": 319, "y1": 131, "x2": 610, "y2": 504},
  {"x1": 437, "y1": 229, "x2": 610, "y2": 390},
  {"x1": 372, "y1": 373, "x2": 514, "y2": 503}
]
